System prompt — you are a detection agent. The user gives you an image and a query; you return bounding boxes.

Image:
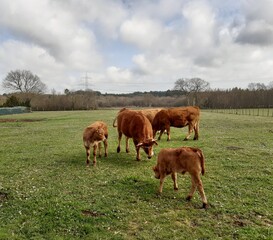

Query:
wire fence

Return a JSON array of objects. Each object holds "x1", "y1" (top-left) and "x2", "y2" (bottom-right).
[{"x1": 205, "y1": 108, "x2": 273, "y2": 117}]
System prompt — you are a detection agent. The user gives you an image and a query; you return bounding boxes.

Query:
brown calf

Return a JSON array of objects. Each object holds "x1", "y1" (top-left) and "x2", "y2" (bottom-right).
[
  {"x1": 83, "y1": 121, "x2": 108, "y2": 166},
  {"x1": 153, "y1": 147, "x2": 208, "y2": 209}
]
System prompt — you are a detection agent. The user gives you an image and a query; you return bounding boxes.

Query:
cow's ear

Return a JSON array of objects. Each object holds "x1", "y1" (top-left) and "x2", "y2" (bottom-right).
[
  {"x1": 152, "y1": 139, "x2": 158, "y2": 145},
  {"x1": 136, "y1": 142, "x2": 143, "y2": 147}
]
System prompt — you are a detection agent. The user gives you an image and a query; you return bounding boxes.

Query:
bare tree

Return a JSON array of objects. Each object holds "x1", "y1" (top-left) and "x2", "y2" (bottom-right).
[
  {"x1": 173, "y1": 78, "x2": 189, "y2": 93},
  {"x1": 174, "y1": 77, "x2": 210, "y2": 105},
  {"x1": 174, "y1": 78, "x2": 210, "y2": 92},
  {"x1": 2, "y1": 70, "x2": 47, "y2": 93},
  {"x1": 248, "y1": 82, "x2": 267, "y2": 90}
]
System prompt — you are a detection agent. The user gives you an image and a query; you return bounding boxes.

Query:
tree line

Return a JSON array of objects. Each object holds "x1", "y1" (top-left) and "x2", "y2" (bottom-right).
[
  {"x1": 1, "y1": 88, "x2": 272, "y2": 111},
  {"x1": 1, "y1": 69, "x2": 272, "y2": 111}
]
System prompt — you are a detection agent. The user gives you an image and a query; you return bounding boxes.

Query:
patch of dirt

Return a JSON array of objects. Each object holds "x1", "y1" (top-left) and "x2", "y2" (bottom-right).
[
  {"x1": 0, "y1": 118, "x2": 45, "y2": 123},
  {"x1": 0, "y1": 192, "x2": 8, "y2": 201},
  {"x1": 233, "y1": 220, "x2": 246, "y2": 227},
  {"x1": 81, "y1": 210, "x2": 105, "y2": 217}
]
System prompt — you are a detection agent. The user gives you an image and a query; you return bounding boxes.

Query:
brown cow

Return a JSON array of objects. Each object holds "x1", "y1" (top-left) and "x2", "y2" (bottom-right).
[
  {"x1": 115, "y1": 109, "x2": 157, "y2": 161},
  {"x1": 153, "y1": 147, "x2": 208, "y2": 209},
  {"x1": 83, "y1": 121, "x2": 108, "y2": 166},
  {"x1": 152, "y1": 106, "x2": 200, "y2": 141}
]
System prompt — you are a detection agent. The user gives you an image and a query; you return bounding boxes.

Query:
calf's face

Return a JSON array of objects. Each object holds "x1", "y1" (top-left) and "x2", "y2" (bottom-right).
[{"x1": 94, "y1": 128, "x2": 106, "y2": 142}]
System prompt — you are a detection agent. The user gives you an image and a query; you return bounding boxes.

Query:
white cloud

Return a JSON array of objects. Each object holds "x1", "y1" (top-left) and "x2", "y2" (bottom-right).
[
  {"x1": 1, "y1": 0, "x2": 273, "y2": 94},
  {"x1": 106, "y1": 66, "x2": 132, "y2": 83},
  {"x1": 120, "y1": 17, "x2": 164, "y2": 49}
]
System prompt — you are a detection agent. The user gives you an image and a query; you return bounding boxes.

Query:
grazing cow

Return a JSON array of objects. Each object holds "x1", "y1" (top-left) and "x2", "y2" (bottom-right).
[
  {"x1": 152, "y1": 106, "x2": 200, "y2": 141},
  {"x1": 115, "y1": 109, "x2": 157, "y2": 161},
  {"x1": 83, "y1": 121, "x2": 108, "y2": 166},
  {"x1": 153, "y1": 147, "x2": 208, "y2": 209}
]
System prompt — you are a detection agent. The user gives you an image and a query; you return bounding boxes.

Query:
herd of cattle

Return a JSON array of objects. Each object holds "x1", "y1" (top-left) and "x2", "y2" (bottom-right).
[{"x1": 83, "y1": 106, "x2": 208, "y2": 209}]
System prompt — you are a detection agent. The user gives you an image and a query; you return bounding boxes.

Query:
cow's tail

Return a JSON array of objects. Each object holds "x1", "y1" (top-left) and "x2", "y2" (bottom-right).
[
  {"x1": 113, "y1": 116, "x2": 118, "y2": 127},
  {"x1": 196, "y1": 149, "x2": 205, "y2": 175}
]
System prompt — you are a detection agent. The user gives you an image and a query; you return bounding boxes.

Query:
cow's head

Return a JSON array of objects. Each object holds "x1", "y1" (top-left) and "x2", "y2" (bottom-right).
[
  {"x1": 93, "y1": 128, "x2": 106, "y2": 143},
  {"x1": 152, "y1": 165, "x2": 160, "y2": 179},
  {"x1": 136, "y1": 139, "x2": 158, "y2": 159}
]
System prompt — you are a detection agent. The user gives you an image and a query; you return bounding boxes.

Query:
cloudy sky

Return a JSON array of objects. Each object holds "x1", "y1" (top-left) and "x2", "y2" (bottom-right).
[{"x1": 0, "y1": 0, "x2": 273, "y2": 94}]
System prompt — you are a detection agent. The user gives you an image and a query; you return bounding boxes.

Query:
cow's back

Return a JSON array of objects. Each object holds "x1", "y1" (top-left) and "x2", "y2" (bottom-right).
[
  {"x1": 139, "y1": 108, "x2": 162, "y2": 123},
  {"x1": 117, "y1": 110, "x2": 153, "y2": 140},
  {"x1": 168, "y1": 107, "x2": 199, "y2": 126},
  {"x1": 158, "y1": 147, "x2": 202, "y2": 173}
]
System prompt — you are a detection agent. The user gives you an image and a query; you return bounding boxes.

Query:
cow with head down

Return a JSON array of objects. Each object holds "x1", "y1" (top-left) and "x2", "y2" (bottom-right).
[
  {"x1": 115, "y1": 109, "x2": 158, "y2": 161},
  {"x1": 152, "y1": 106, "x2": 200, "y2": 141},
  {"x1": 153, "y1": 146, "x2": 208, "y2": 209}
]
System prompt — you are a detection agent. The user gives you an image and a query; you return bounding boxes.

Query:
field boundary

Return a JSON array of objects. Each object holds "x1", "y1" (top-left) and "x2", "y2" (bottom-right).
[{"x1": 204, "y1": 108, "x2": 273, "y2": 117}]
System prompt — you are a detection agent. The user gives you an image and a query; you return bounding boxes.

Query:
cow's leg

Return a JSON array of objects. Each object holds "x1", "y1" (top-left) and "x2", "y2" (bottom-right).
[
  {"x1": 93, "y1": 144, "x2": 98, "y2": 166},
  {"x1": 187, "y1": 175, "x2": 208, "y2": 209},
  {"x1": 171, "y1": 172, "x2": 178, "y2": 191},
  {"x1": 98, "y1": 142, "x2": 102, "y2": 158},
  {"x1": 157, "y1": 129, "x2": 163, "y2": 140},
  {"x1": 166, "y1": 126, "x2": 171, "y2": 141},
  {"x1": 195, "y1": 176, "x2": 208, "y2": 209},
  {"x1": 184, "y1": 124, "x2": 193, "y2": 141},
  {"x1": 193, "y1": 120, "x2": 199, "y2": 140},
  {"x1": 117, "y1": 132, "x2": 122, "y2": 153},
  {"x1": 186, "y1": 175, "x2": 197, "y2": 201},
  {"x1": 103, "y1": 139, "x2": 108, "y2": 157},
  {"x1": 85, "y1": 146, "x2": 91, "y2": 167},
  {"x1": 159, "y1": 175, "x2": 166, "y2": 193},
  {"x1": 126, "y1": 137, "x2": 130, "y2": 153},
  {"x1": 135, "y1": 145, "x2": 141, "y2": 161}
]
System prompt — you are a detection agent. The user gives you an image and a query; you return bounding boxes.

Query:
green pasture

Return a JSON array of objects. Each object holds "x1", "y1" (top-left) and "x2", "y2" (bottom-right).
[{"x1": 0, "y1": 110, "x2": 273, "y2": 239}]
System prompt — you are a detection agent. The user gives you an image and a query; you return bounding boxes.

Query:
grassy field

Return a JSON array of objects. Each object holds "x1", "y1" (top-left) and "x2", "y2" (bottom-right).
[{"x1": 0, "y1": 110, "x2": 273, "y2": 239}]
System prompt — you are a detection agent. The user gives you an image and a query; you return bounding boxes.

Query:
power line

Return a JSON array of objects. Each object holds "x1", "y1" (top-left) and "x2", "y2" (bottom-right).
[{"x1": 81, "y1": 72, "x2": 92, "y2": 90}]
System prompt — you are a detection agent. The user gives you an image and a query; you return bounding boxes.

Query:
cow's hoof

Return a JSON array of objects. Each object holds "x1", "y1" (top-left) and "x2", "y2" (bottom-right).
[
  {"x1": 104, "y1": 153, "x2": 108, "y2": 157},
  {"x1": 193, "y1": 137, "x2": 198, "y2": 140},
  {"x1": 202, "y1": 203, "x2": 209, "y2": 209},
  {"x1": 186, "y1": 196, "x2": 192, "y2": 201},
  {"x1": 183, "y1": 138, "x2": 188, "y2": 141},
  {"x1": 126, "y1": 149, "x2": 130, "y2": 153},
  {"x1": 117, "y1": 147, "x2": 120, "y2": 153},
  {"x1": 174, "y1": 187, "x2": 178, "y2": 191}
]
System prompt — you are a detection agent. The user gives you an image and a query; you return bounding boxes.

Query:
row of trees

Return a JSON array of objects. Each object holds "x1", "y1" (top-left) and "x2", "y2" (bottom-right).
[
  {"x1": 1, "y1": 69, "x2": 273, "y2": 110},
  {"x1": 1, "y1": 87, "x2": 272, "y2": 111}
]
